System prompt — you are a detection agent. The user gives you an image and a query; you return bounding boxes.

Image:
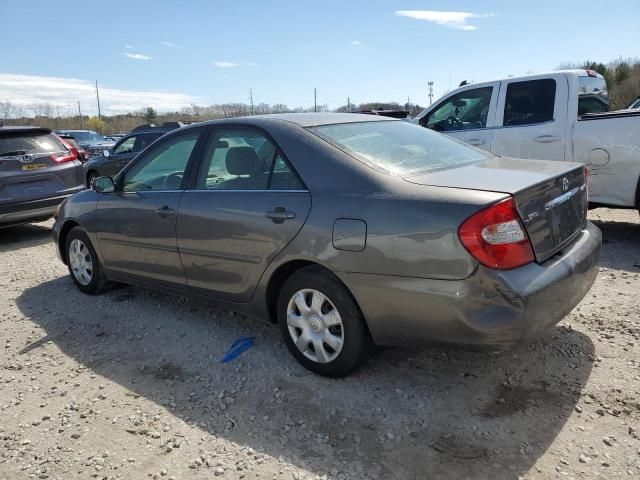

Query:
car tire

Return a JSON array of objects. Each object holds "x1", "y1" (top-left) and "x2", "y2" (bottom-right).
[
  {"x1": 277, "y1": 266, "x2": 369, "y2": 377},
  {"x1": 65, "y1": 227, "x2": 109, "y2": 295},
  {"x1": 86, "y1": 171, "x2": 98, "y2": 188}
]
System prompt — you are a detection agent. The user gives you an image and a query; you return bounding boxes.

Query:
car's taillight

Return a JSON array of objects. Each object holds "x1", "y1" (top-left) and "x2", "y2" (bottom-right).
[
  {"x1": 458, "y1": 197, "x2": 534, "y2": 270},
  {"x1": 49, "y1": 147, "x2": 79, "y2": 163}
]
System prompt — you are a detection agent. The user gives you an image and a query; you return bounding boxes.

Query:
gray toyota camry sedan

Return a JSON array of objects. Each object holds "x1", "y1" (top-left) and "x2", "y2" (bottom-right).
[{"x1": 52, "y1": 113, "x2": 601, "y2": 377}]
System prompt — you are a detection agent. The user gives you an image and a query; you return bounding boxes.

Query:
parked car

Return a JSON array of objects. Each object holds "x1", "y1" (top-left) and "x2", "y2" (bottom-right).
[
  {"x1": 412, "y1": 69, "x2": 640, "y2": 213},
  {"x1": 56, "y1": 129, "x2": 115, "y2": 159},
  {"x1": 56, "y1": 133, "x2": 88, "y2": 162},
  {"x1": 83, "y1": 122, "x2": 184, "y2": 186},
  {"x1": 1, "y1": 126, "x2": 84, "y2": 227},
  {"x1": 53, "y1": 114, "x2": 600, "y2": 377}
]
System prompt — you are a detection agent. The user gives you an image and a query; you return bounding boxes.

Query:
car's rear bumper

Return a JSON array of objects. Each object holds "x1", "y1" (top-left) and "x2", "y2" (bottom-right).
[
  {"x1": 342, "y1": 221, "x2": 601, "y2": 348},
  {"x1": 0, "y1": 192, "x2": 80, "y2": 227}
]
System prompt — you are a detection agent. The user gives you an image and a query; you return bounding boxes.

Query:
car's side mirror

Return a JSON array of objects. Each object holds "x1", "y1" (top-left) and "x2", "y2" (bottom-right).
[
  {"x1": 93, "y1": 176, "x2": 115, "y2": 193},
  {"x1": 103, "y1": 149, "x2": 111, "y2": 158}
]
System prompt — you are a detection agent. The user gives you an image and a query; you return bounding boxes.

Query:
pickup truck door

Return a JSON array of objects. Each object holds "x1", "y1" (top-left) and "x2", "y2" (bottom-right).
[
  {"x1": 491, "y1": 74, "x2": 568, "y2": 161},
  {"x1": 418, "y1": 83, "x2": 500, "y2": 150}
]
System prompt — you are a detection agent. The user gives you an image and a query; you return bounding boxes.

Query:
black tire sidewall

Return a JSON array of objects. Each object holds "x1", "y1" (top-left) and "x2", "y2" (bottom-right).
[
  {"x1": 65, "y1": 227, "x2": 107, "y2": 295},
  {"x1": 277, "y1": 266, "x2": 369, "y2": 377}
]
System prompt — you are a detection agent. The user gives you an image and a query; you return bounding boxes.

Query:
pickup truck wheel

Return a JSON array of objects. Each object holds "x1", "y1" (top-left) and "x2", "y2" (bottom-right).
[
  {"x1": 277, "y1": 266, "x2": 369, "y2": 378},
  {"x1": 65, "y1": 227, "x2": 109, "y2": 295}
]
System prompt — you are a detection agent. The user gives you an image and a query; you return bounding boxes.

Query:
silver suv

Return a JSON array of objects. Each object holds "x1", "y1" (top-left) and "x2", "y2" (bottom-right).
[{"x1": 0, "y1": 126, "x2": 84, "y2": 227}]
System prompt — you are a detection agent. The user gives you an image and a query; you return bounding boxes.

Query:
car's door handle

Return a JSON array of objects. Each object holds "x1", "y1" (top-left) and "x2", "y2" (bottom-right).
[
  {"x1": 154, "y1": 206, "x2": 176, "y2": 217},
  {"x1": 533, "y1": 135, "x2": 561, "y2": 143},
  {"x1": 266, "y1": 207, "x2": 295, "y2": 223},
  {"x1": 468, "y1": 138, "x2": 485, "y2": 146}
]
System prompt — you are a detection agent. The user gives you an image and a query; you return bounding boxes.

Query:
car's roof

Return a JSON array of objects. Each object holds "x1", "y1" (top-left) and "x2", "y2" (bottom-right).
[
  {"x1": 0, "y1": 126, "x2": 52, "y2": 134},
  {"x1": 184, "y1": 112, "x2": 396, "y2": 130}
]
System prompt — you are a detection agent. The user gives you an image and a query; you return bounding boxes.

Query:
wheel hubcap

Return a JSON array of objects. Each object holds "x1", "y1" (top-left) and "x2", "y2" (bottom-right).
[
  {"x1": 69, "y1": 239, "x2": 93, "y2": 286},
  {"x1": 286, "y1": 289, "x2": 344, "y2": 364}
]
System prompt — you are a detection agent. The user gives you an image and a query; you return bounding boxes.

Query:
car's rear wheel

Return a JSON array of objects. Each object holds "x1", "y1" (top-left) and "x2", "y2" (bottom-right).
[
  {"x1": 65, "y1": 227, "x2": 109, "y2": 294},
  {"x1": 277, "y1": 266, "x2": 369, "y2": 377}
]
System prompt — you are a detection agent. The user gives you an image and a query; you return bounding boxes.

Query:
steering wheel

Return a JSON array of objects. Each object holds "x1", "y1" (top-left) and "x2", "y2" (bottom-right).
[
  {"x1": 163, "y1": 171, "x2": 184, "y2": 189},
  {"x1": 446, "y1": 116, "x2": 464, "y2": 129}
]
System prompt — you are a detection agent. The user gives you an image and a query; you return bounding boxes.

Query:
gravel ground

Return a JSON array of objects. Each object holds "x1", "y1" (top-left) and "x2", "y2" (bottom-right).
[{"x1": 0, "y1": 208, "x2": 639, "y2": 480}]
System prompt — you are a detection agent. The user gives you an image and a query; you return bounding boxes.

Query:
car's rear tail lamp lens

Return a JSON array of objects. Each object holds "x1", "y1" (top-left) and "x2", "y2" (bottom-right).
[
  {"x1": 49, "y1": 147, "x2": 79, "y2": 163},
  {"x1": 458, "y1": 197, "x2": 534, "y2": 270}
]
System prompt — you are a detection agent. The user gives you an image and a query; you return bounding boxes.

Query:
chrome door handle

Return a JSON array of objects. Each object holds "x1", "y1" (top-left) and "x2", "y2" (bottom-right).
[
  {"x1": 533, "y1": 135, "x2": 561, "y2": 143},
  {"x1": 154, "y1": 206, "x2": 176, "y2": 217},
  {"x1": 266, "y1": 207, "x2": 295, "y2": 223},
  {"x1": 468, "y1": 138, "x2": 485, "y2": 146}
]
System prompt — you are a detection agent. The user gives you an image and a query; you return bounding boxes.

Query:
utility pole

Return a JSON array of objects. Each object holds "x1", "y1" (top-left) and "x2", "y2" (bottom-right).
[
  {"x1": 428, "y1": 81, "x2": 434, "y2": 105},
  {"x1": 249, "y1": 88, "x2": 254, "y2": 115},
  {"x1": 77, "y1": 101, "x2": 83, "y2": 128},
  {"x1": 314, "y1": 88, "x2": 317, "y2": 112},
  {"x1": 95, "y1": 79, "x2": 102, "y2": 119},
  {"x1": 347, "y1": 96, "x2": 350, "y2": 112}
]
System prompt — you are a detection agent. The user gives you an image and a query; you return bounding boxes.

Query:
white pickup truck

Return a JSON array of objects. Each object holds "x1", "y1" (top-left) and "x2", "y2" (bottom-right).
[{"x1": 413, "y1": 70, "x2": 640, "y2": 211}]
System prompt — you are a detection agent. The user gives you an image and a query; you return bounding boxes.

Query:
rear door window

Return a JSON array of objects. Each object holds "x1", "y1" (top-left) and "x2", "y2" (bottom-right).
[
  {"x1": 196, "y1": 129, "x2": 303, "y2": 190},
  {"x1": 502, "y1": 79, "x2": 556, "y2": 126}
]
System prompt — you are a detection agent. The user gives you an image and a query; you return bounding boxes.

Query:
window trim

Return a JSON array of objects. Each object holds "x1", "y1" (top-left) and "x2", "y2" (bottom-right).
[
  {"x1": 188, "y1": 124, "x2": 308, "y2": 192},
  {"x1": 114, "y1": 127, "x2": 206, "y2": 193}
]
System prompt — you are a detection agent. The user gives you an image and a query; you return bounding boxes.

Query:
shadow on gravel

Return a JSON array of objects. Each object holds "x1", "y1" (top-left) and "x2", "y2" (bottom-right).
[
  {"x1": 0, "y1": 222, "x2": 52, "y2": 254},
  {"x1": 17, "y1": 277, "x2": 594, "y2": 480},
  {"x1": 591, "y1": 217, "x2": 640, "y2": 272}
]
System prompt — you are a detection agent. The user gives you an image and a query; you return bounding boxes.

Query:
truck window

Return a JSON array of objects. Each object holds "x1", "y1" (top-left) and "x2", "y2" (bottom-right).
[
  {"x1": 421, "y1": 87, "x2": 493, "y2": 132},
  {"x1": 578, "y1": 76, "x2": 609, "y2": 115},
  {"x1": 503, "y1": 79, "x2": 556, "y2": 126}
]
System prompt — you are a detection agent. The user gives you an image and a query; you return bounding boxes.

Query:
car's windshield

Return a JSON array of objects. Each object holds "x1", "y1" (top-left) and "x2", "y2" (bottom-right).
[
  {"x1": 66, "y1": 131, "x2": 105, "y2": 143},
  {"x1": 308, "y1": 120, "x2": 488, "y2": 176}
]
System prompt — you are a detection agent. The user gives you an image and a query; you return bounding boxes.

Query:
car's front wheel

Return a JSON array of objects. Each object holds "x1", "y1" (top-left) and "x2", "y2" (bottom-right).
[
  {"x1": 277, "y1": 266, "x2": 369, "y2": 377},
  {"x1": 65, "y1": 227, "x2": 109, "y2": 295},
  {"x1": 86, "y1": 171, "x2": 98, "y2": 188}
]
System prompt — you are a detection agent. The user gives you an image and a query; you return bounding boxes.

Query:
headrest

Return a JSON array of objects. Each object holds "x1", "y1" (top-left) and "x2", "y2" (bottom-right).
[{"x1": 226, "y1": 147, "x2": 259, "y2": 175}]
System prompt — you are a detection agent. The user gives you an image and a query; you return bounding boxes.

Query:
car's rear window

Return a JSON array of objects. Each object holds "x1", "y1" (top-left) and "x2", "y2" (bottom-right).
[
  {"x1": 0, "y1": 132, "x2": 65, "y2": 157},
  {"x1": 308, "y1": 120, "x2": 487, "y2": 176}
]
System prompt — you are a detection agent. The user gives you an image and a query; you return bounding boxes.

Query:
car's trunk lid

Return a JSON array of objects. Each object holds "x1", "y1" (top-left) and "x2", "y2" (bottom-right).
[{"x1": 404, "y1": 157, "x2": 588, "y2": 263}]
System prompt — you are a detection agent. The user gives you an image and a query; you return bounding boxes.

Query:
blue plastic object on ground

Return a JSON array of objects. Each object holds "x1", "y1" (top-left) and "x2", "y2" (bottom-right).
[{"x1": 220, "y1": 337, "x2": 255, "y2": 363}]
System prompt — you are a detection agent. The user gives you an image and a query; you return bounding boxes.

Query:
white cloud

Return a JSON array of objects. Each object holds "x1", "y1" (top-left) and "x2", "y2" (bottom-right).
[
  {"x1": 351, "y1": 40, "x2": 364, "y2": 46},
  {"x1": 395, "y1": 10, "x2": 492, "y2": 31},
  {"x1": 0, "y1": 73, "x2": 200, "y2": 115},
  {"x1": 213, "y1": 61, "x2": 257, "y2": 68},
  {"x1": 161, "y1": 41, "x2": 177, "y2": 47},
  {"x1": 124, "y1": 52, "x2": 152, "y2": 60}
]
